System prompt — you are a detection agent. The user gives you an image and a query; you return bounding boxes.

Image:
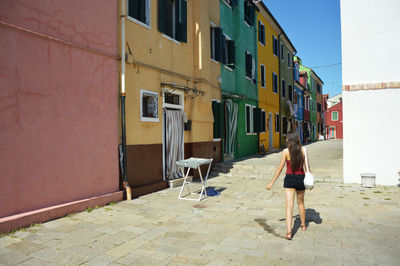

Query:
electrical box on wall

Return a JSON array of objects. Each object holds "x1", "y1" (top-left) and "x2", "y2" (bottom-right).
[{"x1": 184, "y1": 120, "x2": 191, "y2": 131}]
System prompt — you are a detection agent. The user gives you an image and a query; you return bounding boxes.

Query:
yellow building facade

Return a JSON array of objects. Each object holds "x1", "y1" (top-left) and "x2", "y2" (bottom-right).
[
  {"x1": 122, "y1": 0, "x2": 220, "y2": 197},
  {"x1": 257, "y1": 3, "x2": 281, "y2": 151}
]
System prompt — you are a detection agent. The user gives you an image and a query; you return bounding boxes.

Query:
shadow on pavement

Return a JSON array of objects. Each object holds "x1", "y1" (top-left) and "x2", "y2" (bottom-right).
[{"x1": 292, "y1": 209, "x2": 323, "y2": 237}]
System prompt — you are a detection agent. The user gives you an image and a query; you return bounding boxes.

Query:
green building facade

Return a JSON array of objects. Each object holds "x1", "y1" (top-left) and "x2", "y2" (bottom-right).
[{"x1": 214, "y1": 0, "x2": 259, "y2": 159}]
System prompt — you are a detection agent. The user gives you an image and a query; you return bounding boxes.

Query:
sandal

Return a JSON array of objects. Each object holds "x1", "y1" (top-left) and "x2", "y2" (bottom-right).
[
  {"x1": 301, "y1": 225, "x2": 307, "y2": 231},
  {"x1": 285, "y1": 232, "x2": 292, "y2": 240}
]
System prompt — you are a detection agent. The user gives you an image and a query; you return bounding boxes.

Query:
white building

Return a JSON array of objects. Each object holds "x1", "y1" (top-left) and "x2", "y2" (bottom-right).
[{"x1": 341, "y1": 0, "x2": 400, "y2": 185}]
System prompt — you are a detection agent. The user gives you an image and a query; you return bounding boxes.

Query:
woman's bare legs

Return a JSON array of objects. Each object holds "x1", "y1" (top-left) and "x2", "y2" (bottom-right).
[
  {"x1": 296, "y1": 190, "x2": 306, "y2": 229},
  {"x1": 285, "y1": 188, "x2": 296, "y2": 235}
]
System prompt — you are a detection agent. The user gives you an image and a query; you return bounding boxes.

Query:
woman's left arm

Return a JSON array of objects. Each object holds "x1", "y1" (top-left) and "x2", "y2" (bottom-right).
[{"x1": 266, "y1": 150, "x2": 286, "y2": 190}]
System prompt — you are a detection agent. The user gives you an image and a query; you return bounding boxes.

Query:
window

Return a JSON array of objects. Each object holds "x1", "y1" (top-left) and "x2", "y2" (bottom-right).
[
  {"x1": 258, "y1": 20, "x2": 265, "y2": 45},
  {"x1": 281, "y1": 79, "x2": 286, "y2": 98},
  {"x1": 224, "y1": 35, "x2": 236, "y2": 69},
  {"x1": 245, "y1": 51, "x2": 254, "y2": 80},
  {"x1": 275, "y1": 113, "x2": 280, "y2": 132},
  {"x1": 317, "y1": 84, "x2": 321, "y2": 94},
  {"x1": 332, "y1": 111, "x2": 338, "y2": 121},
  {"x1": 272, "y1": 72, "x2": 278, "y2": 93},
  {"x1": 304, "y1": 96, "x2": 307, "y2": 110},
  {"x1": 287, "y1": 53, "x2": 291, "y2": 67},
  {"x1": 260, "y1": 64, "x2": 265, "y2": 88},
  {"x1": 261, "y1": 110, "x2": 266, "y2": 133},
  {"x1": 128, "y1": 0, "x2": 151, "y2": 27},
  {"x1": 210, "y1": 25, "x2": 228, "y2": 64},
  {"x1": 244, "y1": 0, "x2": 255, "y2": 26},
  {"x1": 280, "y1": 43, "x2": 284, "y2": 61},
  {"x1": 162, "y1": 88, "x2": 184, "y2": 109},
  {"x1": 222, "y1": 0, "x2": 237, "y2": 7},
  {"x1": 246, "y1": 104, "x2": 253, "y2": 133},
  {"x1": 273, "y1": 36, "x2": 278, "y2": 56},
  {"x1": 317, "y1": 103, "x2": 322, "y2": 113},
  {"x1": 288, "y1": 85, "x2": 293, "y2": 102},
  {"x1": 308, "y1": 98, "x2": 310, "y2": 111},
  {"x1": 140, "y1": 90, "x2": 159, "y2": 122},
  {"x1": 158, "y1": 0, "x2": 187, "y2": 42},
  {"x1": 282, "y1": 116, "x2": 287, "y2": 135}
]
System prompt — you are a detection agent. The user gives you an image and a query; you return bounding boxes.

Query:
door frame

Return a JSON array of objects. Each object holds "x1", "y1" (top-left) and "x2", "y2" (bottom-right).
[{"x1": 162, "y1": 88, "x2": 184, "y2": 181}]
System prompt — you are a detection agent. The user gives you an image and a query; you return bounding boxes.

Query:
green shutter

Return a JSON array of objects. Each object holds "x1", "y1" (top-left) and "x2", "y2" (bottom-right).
[
  {"x1": 227, "y1": 40, "x2": 235, "y2": 68},
  {"x1": 181, "y1": 0, "x2": 187, "y2": 42},
  {"x1": 128, "y1": 0, "x2": 138, "y2": 19},
  {"x1": 175, "y1": 0, "x2": 187, "y2": 42},
  {"x1": 231, "y1": 0, "x2": 237, "y2": 6},
  {"x1": 212, "y1": 102, "x2": 225, "y2": 139},
  {"x1": 158, "y1": 0, "x2": 166, "y2": 34},
  {"x1": 215, "y1": 27, "x2": 223, "y2": 62},
  {"x1": 253, "y1": 108, "x2": 261, "y2": 133},
  {"x1": 139, "y1": 0, "x2": 146, "y2": 23}
]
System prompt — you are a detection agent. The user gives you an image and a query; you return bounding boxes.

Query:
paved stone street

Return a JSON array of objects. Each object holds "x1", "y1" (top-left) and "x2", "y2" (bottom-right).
[{"x1": 1, "y1": 140, "x2": 399, "y2": 265}]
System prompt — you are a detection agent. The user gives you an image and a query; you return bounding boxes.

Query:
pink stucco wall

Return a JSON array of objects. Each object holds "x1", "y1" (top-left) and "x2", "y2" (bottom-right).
[{"x1": 0, "y1": 0, "x2": 120, "y2": 218}]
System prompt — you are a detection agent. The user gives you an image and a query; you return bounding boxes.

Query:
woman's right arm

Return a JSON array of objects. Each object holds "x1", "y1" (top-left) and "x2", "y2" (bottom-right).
[{"x1": 266, "y1": 150, "x2": 286, "y2": 190}]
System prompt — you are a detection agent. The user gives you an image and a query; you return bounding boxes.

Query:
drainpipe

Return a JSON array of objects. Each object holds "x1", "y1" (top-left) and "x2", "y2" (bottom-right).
[{"x1": 120, "y1": 0, "x2": 131, "y2": 200}]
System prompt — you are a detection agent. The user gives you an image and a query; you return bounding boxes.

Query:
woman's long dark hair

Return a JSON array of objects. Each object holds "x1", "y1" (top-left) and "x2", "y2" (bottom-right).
[{"x1": 286, "y1": 132, "x2": 304, "y2": 171}]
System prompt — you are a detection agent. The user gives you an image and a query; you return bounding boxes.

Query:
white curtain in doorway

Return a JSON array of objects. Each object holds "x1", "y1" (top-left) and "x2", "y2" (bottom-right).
[
  {"x1": 225, "y1": 100, "x2": 238, "y2": 155},
  {"x1": 165, "y1": 109, "x2": 184, "y2": 180}
]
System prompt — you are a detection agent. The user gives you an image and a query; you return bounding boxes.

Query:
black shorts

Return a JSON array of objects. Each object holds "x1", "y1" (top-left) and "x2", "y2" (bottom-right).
[{"x1": 284, "y1": 174, "x2": 306, "y2": 191}]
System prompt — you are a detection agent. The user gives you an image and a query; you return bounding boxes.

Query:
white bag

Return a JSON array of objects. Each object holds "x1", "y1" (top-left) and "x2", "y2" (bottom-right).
[{"x1": 303, "y1": 147, "x2": 314, "y2": 190}]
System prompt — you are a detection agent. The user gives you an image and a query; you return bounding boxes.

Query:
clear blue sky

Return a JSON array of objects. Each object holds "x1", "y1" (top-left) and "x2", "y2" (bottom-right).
[{"x1": 263, "y1": 0, "x2": 342, "y2": 97}]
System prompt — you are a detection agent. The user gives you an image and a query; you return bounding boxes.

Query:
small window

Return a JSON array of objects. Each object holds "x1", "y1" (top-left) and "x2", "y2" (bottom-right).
[
  {"x1": 281, "y1": 80, "x2": 286, "y2": 98},
  {"x1": 210, "y1": 25, "x2": 226, "y2": 63},
  {"x1": 140, "y1": 90, "x2": 159, "y2": 122},
  {"x1": 245, "y1": 51, "x2": 254, "y2": 80},
  {"x1": 275, "y1": 113, "x2": 280, "y2": 132},
  {"x1": 332, "y1": 111, "x2": 338, "y2": 121},
  {"x1": 244, "y1": 0, "x2": 255, "y2": 26},
  {"x1": 158, "y1": 0, "x2": 187, "y2": 42},
  {"x1": 163, "y1": 89, "x2": 184, "y2": 109},
  {"x1": 280, "y1": 43, "x2": 284, "y2": 60},
  {"x1": 287, "y1": 53, "x2": 291, "y2": 67},
  {"x1": 128, "y1": 0, "x2": 151, "y2": 27},
  {"x1": 224, "y1": 35, "x2": 236, "y2": 69},
  {"x1": 260, "y1": 64, "x2": 265, "y2": 88},
  {"x1": 317, "y1": 103, "x2": 322, "y2": 113},
  {"x1": 261, "y1": 110, "x2": 266, "y2": 133},
  {"x1": 288, "y1": 85, "x2": 293, "y2": 102},
  {"x1": 273, "y1": 36, "x2": 278, "y2": 56},
  {"x1": 317, "y1": 84, "x2": 321, "y2": 94},
  {"x1": 258, "y1": 21, "x2": 265, "y2": 45},
  {"x1": 272, "y1": 72, "x2": 278, "y2": 93}
]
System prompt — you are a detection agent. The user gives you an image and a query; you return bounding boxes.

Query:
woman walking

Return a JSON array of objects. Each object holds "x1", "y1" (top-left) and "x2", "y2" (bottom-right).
[{"x1": 266, "y1": 132, "x2": 311, "y2": 240}]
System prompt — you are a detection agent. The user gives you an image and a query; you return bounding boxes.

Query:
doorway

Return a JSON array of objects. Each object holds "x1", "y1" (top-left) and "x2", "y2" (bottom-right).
[
  {"x1": 268, "y1": 113, "x2": 273, "y2": 150},
  {"x1": 162, "y1": 89, "x2": 184, "y2": 180},
  {"x1": 224, "y1": 100, "x2": 238, "y2": 160}
]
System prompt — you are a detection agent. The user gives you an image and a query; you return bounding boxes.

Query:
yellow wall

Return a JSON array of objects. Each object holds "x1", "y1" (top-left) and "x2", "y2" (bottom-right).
[
  {"x1": 124, "y1": 0, "x2": 220, "y2": 145},
  {"x1": 257, "y1": 9, "x2": 280, "y2": 150}
]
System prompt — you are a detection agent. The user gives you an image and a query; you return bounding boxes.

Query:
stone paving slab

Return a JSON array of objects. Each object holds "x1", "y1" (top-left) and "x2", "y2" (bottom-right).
[{"x1": 1, "y1": 140, "x2": 400, "y2": 265}]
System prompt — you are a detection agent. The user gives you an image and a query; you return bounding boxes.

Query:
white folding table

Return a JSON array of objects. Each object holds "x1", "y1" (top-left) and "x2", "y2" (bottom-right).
[{"x1": 176, "y1": 157, "x2": 213, "y2": 201}]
